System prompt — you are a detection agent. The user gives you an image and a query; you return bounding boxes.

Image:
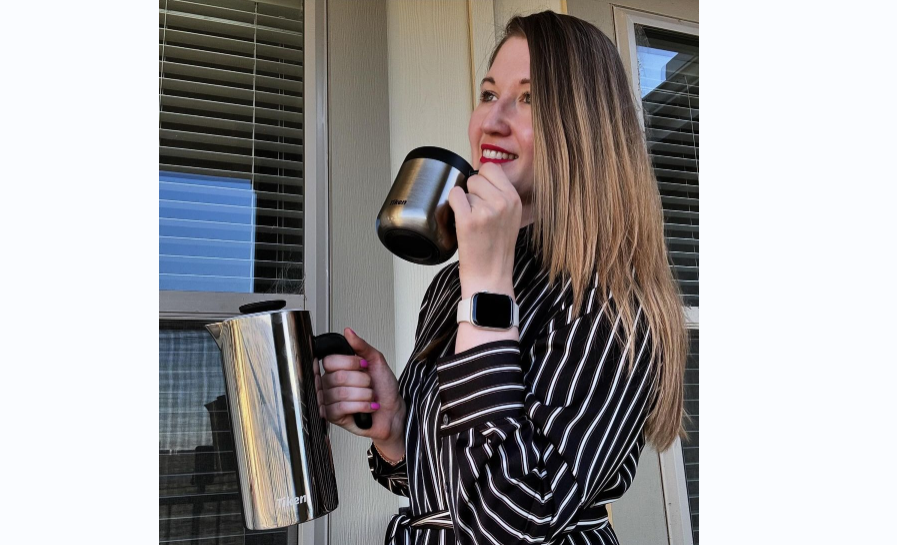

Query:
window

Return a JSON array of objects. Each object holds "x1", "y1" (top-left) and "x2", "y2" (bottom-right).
[
  {"x1": 614, "y1": 8, "x2": 698, "y2": 545},
  {"x1": 159, "y1": 0, "x2": 306, "y2": 298},
  {"x1": 159, "y1": 1, "x2": 326, "y2": 544},
  {"x1": 635, "y1": 24, "x2": 699, "y2": 308}
]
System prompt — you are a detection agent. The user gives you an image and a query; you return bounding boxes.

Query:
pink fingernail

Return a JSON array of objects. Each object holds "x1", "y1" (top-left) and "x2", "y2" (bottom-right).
[
  {"x1": 371, "y1": 402, "x2": 380, "y2": 410},
  {"x1": 347, "y1": 328, "x2": 356, "y2": 336},
  {"x1": 360, "y1": 359, "x2": 369, "y2": 368}
]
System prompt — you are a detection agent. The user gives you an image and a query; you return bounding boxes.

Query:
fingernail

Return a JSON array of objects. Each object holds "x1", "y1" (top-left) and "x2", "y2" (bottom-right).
[
  {"x1": 347, "y1": 328, "x2": 356, "y2": 336},
  {"x1": 371, "y1": 402, "x2": 380, "y2": 410},
  {"x1": 359, "y1": 359, "x2": 369, "y2": 368}
]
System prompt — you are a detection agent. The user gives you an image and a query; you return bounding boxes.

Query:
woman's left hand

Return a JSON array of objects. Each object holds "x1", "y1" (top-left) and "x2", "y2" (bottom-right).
[{"x1": 447, "y1": 162, "x2": 522, "y2": 298}]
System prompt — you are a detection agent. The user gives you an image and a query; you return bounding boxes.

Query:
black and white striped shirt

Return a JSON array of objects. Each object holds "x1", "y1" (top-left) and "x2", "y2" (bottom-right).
[{"x1": 368, "y1": 225, "x2": 658, "y2": 545}]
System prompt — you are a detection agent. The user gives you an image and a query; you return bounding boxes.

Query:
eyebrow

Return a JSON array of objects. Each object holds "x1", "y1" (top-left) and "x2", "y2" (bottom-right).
[{"x1": 480, "y1": 77, "x2": 531, "y2": 87}]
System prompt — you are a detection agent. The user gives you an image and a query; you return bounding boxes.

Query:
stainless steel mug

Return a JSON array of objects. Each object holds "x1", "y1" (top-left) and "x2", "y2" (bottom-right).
[
  {"x1": 205, "y1": 300, "x2": 367, "y2": 530},
  {"x1": 376, "y1": 146, "x2": 477, "y2": 265}
]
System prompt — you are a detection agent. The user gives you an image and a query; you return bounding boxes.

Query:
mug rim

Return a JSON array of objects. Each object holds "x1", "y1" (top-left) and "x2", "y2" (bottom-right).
[{"x1": 403, "y1": 146, "x2": 473, "y2": 176}]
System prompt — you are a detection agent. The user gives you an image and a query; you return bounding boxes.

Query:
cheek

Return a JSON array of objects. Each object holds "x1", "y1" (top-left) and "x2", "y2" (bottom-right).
[
  {"x1": 521, "y1": 128, "x2": 534, "y2": 157},
  {"x1": 468, "y1": 113, "x2": 483, "y2": 151},
  {"x1": 520, "y1": 130, "x2": 535, "y2": 182}
]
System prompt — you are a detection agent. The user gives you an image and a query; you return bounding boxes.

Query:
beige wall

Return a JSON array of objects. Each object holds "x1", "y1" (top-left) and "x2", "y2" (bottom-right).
[
  {"x1": 327, "y1": 1, "x2": 400, "y2": 543},
  {"x1": 494, "y1": 0, "x2": 564, "y2": 28},
  {"x1": 387, "y1": 0, "x2": 473, "y2": 377}
]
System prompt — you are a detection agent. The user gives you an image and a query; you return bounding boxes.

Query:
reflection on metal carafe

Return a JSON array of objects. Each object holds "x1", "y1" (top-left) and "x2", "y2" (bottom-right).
[{"x1": 206, "y1": 306, "x2": 344, "y2": 530}]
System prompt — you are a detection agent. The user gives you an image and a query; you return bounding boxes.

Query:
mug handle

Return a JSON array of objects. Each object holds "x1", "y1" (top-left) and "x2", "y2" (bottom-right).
[{"x1": 313, "y1": 333, "x2": 374, "y2": 430}]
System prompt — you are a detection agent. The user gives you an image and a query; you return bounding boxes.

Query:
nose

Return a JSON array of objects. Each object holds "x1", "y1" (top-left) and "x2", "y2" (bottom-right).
[{"x1": 481, "y1": 99, "x2": 511, "y2": 136}]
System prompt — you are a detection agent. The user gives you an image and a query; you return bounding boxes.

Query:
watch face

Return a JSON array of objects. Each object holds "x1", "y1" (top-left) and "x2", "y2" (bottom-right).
[{"x1": 471, "y1": 293, "x2": 513, "y2": 329}]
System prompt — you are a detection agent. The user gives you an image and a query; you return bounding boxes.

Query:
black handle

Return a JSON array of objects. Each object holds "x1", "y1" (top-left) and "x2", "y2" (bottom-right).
[{"x1": 313, "y1": 333, "x2": 373, "y2": 430}]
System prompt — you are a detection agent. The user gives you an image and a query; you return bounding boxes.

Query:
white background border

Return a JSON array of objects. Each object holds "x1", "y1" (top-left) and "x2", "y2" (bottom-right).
[{"x1": 2, "y1": 1, "x2": 896, "y2": 544}]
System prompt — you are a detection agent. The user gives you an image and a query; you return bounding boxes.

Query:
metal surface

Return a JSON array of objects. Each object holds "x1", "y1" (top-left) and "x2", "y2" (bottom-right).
[
  {"x1": 376, "y1": 154, "x2": 471, "y2": 265},
  {"x1": 206, "y1": 310, "x2": 338, "y2": 530}
]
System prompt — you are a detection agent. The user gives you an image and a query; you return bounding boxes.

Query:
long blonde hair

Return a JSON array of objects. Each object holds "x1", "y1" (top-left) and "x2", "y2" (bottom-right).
[{"x1": 494, "y1": 12, "x2": 688, "y2": 451}]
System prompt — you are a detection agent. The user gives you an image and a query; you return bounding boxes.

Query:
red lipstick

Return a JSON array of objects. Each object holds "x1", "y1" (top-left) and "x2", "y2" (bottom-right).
[{"x1": 480, "y1": 144, "x2": 517, "y2": 165}]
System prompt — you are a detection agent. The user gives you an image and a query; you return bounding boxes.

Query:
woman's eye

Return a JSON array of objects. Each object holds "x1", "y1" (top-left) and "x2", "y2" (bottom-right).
[{"x1": 479, "y1": 91, "x2": 530, "y2": 104}]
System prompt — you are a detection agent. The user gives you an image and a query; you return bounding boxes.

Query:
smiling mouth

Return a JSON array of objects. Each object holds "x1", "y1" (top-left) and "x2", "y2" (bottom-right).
[{"x1": 481, "y1": 149, "x2": 518, "y2": 164}]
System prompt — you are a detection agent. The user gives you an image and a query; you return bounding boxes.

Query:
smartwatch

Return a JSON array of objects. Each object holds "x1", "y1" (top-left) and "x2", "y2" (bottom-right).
[{"x1": 456, "y1": 292, "x2": 519, "y2": 330}]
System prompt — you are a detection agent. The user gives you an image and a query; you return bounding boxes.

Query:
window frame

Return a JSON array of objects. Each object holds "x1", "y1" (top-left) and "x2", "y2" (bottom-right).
[
  {"x1": 299, "y1": 4, "x2": 330, "y2": 544},
  {"x1": 613, "y1": 7, "x2": 699, "y2": 132},
  {"x1": 613, "y1": 7, "x2": 698, "y2": 545},
  {"x1": 158, "y1": 1, "x2": 330, "y2": 543}
]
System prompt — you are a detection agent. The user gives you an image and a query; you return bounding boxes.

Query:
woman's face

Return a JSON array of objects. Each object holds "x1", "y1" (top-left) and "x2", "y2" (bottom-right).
[{"x1": 468, "y1": 36, "x2": 534, "y2": 205}]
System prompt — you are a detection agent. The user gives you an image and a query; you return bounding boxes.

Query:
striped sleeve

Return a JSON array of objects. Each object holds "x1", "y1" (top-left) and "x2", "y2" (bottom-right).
[
  {"x1": 367, "y1": 443, "x2": 410, "y2": 497},
  {"x1": 435, "y1": 297, "x2": 656, "y2": 545}
]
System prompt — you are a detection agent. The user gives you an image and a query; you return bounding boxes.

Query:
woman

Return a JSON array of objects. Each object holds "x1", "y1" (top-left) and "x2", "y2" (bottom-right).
[{"x1": 318, "y1": 11, "x2": 687, "y2": 545}]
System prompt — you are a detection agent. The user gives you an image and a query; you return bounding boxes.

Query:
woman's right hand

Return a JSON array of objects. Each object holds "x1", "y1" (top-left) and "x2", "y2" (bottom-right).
[{"x1": 316, "y1": 328, "x2": 406, "y2": 449}]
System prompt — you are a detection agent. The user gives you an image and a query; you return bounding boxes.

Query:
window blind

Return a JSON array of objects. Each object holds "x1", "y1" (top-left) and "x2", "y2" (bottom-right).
[
  {"x1": 635, "y1": 26, "x2": 699, "y2": 307},
  {"x1": 159, "y1": 0, "x2": 304, "y2": 294},
  {"x1": 682, "y1": 329, "x2": 699, "y2": 543},
  {"x1": 159, "y1": 323, "x2": 289, "y2": 545}
]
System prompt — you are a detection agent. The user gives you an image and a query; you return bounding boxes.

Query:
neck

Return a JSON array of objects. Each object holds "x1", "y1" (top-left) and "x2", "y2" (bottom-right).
[{"x1": 520, "y1": 204, "x2": 534, "y2": 229}]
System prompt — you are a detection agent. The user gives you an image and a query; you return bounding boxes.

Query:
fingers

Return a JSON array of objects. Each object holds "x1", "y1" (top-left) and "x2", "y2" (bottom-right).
[
  {"x1": 323, "y1": 400, "x2": 378, "y2": 424},
  {"x1": 476, "y1": 162, "x2": 517, "y2": 196},
  {"x1": 461, "y1": 177, "x2": 519, "y2": 227},
  {"x1": 466, "y1": 172, "x2": 505, "y2": 204},
  {"x1": 458, "y1": 163, "x2": 521, "y2": 225},
  {"x1": 447, "y1": 185, "x2": 471, "y2": 222},
  {"x1": 343, "y1": 328, "x2": 383, "y2": 364},
  {"x1": 322, "y1": 385, "x2": 373, "y2": 405},
  {"x1": 315, "y1": 373, "x2": 325, "y2": 418},
  {"x1": 321, "y1": 353, "x2": 363, "y2": 373},
  {"x1": 320, "y1": 366, "x2": 376, "y2": 426},
  {"x1": 321, "y1": 368, "x2": 371, "y2": 390}
]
